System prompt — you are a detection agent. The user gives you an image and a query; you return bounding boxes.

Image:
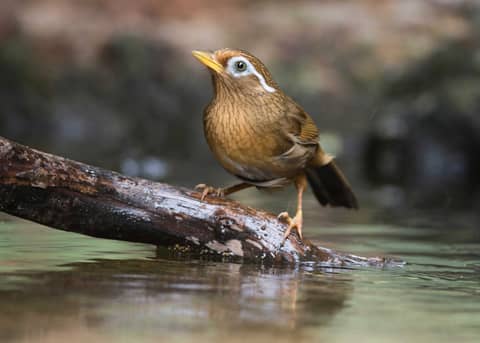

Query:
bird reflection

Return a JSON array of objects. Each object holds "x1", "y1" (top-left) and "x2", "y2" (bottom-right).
[{"x1": 0, "y1": 256, "x2": 353, "y2": 341}]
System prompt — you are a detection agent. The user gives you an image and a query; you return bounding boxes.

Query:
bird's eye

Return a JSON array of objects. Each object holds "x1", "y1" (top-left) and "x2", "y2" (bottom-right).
[{"x1": 235, "y1": 60, "x2": 247, "y2": 72}]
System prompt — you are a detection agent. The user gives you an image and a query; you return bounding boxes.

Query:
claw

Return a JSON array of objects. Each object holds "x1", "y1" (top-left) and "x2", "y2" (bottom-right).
[
  {"x1": 194, "y1": 184, "x2": 207, "y2": 190},
  {"x1": 278, "y1": 210, "x2": 303, "y2": 244},
  {"x1": 195, "y1": 183, "x2": 224, "y2": 201},
  {"x1": 277, "y1": 211, "x2": 291, "y2": 222}
]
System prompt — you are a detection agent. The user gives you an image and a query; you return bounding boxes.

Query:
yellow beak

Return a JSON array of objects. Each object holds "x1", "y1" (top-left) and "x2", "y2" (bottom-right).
[{"x1": 192, "y1": 50, "x2": 224, "y2": 73}]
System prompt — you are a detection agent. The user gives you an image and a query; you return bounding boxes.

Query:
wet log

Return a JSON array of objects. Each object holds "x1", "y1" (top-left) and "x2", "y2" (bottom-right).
[{"x1": 0, "y1": 136, "x2": 399, "y2": 266}]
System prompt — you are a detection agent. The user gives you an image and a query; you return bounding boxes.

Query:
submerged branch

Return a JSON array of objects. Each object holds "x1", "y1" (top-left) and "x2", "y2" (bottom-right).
[{"x1": 0, "y1": 136, "x2": 399, "y2": 266}]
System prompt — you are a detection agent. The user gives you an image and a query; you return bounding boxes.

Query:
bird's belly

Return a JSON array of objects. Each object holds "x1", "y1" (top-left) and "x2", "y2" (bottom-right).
[{"x1": 207, "y1": 126, "x2": 303, "y2": 183}]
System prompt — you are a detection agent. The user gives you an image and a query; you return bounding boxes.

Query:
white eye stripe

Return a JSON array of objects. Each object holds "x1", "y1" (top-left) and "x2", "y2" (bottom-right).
[
  {"x1": 227, "y1": 56, "x2": 276, "y2": 93},
  {"x1": 250, "y1": 67, "x2": 276, "y2": 93}
]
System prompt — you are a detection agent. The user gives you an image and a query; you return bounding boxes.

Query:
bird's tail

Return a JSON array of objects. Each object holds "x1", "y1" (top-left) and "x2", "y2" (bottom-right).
[{"x1": 305, "y1": 152, "x2": 358, "y2": 209}]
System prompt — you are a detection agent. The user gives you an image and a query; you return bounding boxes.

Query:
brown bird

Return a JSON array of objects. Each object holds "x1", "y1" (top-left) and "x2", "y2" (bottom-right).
[{"x1": 192, "y1": 48, "x2": 358, "y2": 242}]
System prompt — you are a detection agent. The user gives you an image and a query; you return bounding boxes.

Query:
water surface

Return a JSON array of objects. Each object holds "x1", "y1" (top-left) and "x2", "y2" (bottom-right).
[{"x1": 0, "y1": 199, "x2": 479, "y2": 343}]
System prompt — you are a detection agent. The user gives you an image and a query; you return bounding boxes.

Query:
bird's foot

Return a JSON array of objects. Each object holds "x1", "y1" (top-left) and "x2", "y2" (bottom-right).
[
  {"x1": 195, "y1": 183, "x2": 225, "y2": 201},
  {"x1": 278, "y1": 210, "x2": 303, "y2": 244}
]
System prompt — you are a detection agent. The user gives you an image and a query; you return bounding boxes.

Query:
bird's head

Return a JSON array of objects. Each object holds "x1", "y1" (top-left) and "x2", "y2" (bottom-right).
[{"x1": 192, "y1": 48, "x2": 279, "y2": 96}]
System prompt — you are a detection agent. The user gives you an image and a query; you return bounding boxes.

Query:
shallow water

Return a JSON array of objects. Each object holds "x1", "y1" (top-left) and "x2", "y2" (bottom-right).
[{"x1": 1, "y1": 194, "x2": 479, "y2": 343}]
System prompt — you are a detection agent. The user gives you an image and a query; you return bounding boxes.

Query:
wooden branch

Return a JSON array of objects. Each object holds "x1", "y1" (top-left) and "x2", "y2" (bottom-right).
[{"x1": 0, "y1": 136, "x2": 401, "y2": 266}]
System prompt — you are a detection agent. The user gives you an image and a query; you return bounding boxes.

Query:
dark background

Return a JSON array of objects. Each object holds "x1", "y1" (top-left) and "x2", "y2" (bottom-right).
[{"x1": 1, "y1": 0, "x2": 480, "y2": 219}]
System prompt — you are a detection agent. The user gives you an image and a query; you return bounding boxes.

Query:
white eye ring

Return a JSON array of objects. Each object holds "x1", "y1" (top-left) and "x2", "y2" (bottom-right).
[
  {"x1": 227, "y1": 57, "x2": 251, "y2": 76},
  {"x1": 226, "y1": 56, "x2": 276, "y2": 93}
]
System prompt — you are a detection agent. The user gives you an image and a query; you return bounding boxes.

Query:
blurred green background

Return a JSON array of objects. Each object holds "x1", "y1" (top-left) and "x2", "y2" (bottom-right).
[{"x1": 1, "y1": 0, "x2": 480, "y2": 213}]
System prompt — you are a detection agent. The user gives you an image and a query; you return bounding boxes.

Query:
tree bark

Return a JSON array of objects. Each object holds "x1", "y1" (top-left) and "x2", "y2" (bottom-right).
[{"x1": 0, "y1": 136, "x2": 400, "y2": 266}]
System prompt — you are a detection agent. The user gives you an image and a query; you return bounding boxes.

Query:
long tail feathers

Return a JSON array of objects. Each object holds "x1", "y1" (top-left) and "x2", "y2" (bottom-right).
[{"x1": 305, "y1": 160, "x2": 359, "y2": 209}]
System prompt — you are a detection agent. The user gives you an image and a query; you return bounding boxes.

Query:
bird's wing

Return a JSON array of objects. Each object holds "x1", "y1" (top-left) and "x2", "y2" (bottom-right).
[
  {"x1": 273, "y1": 98, "x2": 319, "y2": 165},
  {"x1": 282, "y1": 98, "x2": 319, "y2": 146}
]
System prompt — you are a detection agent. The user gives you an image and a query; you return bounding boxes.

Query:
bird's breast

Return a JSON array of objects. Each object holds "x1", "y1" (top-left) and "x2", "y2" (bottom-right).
[{"x1": 203, "y1": 101, "x2": 302, "y2": 182}]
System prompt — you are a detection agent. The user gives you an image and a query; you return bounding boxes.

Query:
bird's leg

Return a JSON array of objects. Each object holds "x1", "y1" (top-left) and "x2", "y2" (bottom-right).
[
  {"x1": 195, "y1": 182, "x2": 252, "y2": 201},
  {"x1": 278, "y1": 174, "x2": 307, "y2": 243}
]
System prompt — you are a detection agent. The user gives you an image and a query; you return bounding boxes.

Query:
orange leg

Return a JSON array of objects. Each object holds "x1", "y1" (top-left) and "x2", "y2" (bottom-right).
[
  {"x1": 278, "y1": 174, "x2": 307, "y2": 243},
  {"x1": 195, "y1": 182, "x2": 253, "y2": 201}
]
